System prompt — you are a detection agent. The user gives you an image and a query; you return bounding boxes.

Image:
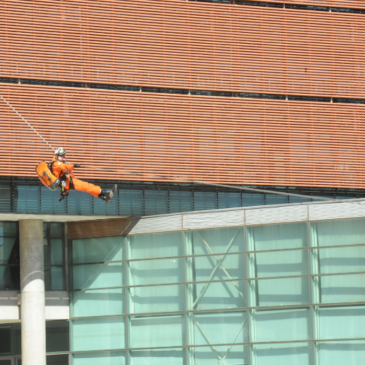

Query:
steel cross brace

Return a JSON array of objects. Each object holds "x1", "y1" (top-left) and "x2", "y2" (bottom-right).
[{"x1": 192, "y1": 229, "x2": 246, "y2": 309}]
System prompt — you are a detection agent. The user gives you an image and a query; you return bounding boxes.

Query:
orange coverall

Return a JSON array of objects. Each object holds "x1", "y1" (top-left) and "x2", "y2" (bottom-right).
[{"x1": 51, "y1": 158, "x2": 101, "y2": 198}]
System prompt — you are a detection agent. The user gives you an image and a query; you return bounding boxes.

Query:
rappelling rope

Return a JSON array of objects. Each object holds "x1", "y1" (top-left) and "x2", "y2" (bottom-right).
[
  {"x1": 0, "y1": 92, "x2": 342, "y2": 202},
  {"x1": 0, "y1": 94, "x2": 55, "y2": 152}
]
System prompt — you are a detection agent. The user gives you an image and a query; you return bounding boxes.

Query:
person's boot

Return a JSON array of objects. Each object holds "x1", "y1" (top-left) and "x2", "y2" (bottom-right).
[{"x1": 98, "y1": 184, "x2": 117, "y2": 204}]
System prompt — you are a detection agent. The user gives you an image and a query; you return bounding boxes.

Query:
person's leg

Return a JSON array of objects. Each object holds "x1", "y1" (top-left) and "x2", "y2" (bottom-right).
[{"x1": 72, "y1": 178, "x2": 101, "y2": 198}]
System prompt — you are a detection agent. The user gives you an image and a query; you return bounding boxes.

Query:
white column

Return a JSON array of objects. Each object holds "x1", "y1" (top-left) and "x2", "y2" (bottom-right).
[{"x1": 19, "y1": 219, "x2": 46, "y2": 365}]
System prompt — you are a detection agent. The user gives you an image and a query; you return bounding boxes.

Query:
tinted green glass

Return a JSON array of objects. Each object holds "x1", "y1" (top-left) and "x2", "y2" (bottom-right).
[
  {"x1": 251, "y1": 277, "x2": 310, "y2": 307},
  {"x1": 254, "y1": 249, "x2": 309, "y2": 278},
  {"x1": 128, "y1": 284, "x2": 184, "y2": 314},
  {"x1": 247, "y1": 222, "x2": 308, "y2": 251},
  {"x1": 46, "y1": 320, "x2": 69, "y2": 353},
  {"x1": 186, "y1": 227, "x2": 244, "y2": 256},
  {"x1": 312, "y1": 218, "x2": 365, "y2": 247},
  {"x1": 0, "y1": 222, "x2": 17, "y2": 236},
  {"x1": 46, "y1": 354, "x2": 69, "y2": 365},
  {"x1": 0, "y1": 326, "x2": 11, "y2": 354},
  {"x1": 72, "y1": 237, "x2": 123, "y2": 264},
  {"x1": 129, "y1": 315, "x2": 185, "y2": 348},
  {"x1": 49, "y1": 223, "x2": 64, "y2": 238},
  {"x1": 72, "y1": 288, "x2": 125, "y2": 318},
  {"x1": 130, "y1": 349, "x2": 185, "y2": 365},
  {"x1": 188, "y1": 345, "x2": 248, "y2": 365},
  {"x1": 251, "y1": 342, "x2": 312, "y2": 365},
  {"x1": 51, "y1": 267, "x2": 65, "y2": 290},
  {"x1": 127, "y1": 257, "x2": 183, "y2": 286},
  {"x1": 318, "y1": 273, "x2": 365, "y2": 304},
  {"x1": 127, "y1": 232, "x2": 182, "y2": 260},
  {"x1": 72, "y1": 317, "x2": 125, "y2": 351},
  {"x1": 317, "y1": 341, "x2": 365, "y2": 365},
  {"x1": 186, "y1": 280, "x2": 246, "y2": 311},
  {"x1": 251, "y1": 308, "x2": 311, "y2": 342},
  {"x1": 72, "y1": 351, "x2": 126, "y2": 365},
  {"x1": 316, "y1": 306, "x2": 365, "y2": 340},
  {"x1": 188, "y1": 311, "x2": 248, "y2": 346},
  {"x1": 72, "y1": 263, "x2": 123, "y2": 290},
  {"x1": 185, "y1": 254, "x2": 245, "y2": 283},
  {"x1": 0, "y1": 237, "x2": 18, "y2": 263},
  {"x1": 50, "y1": 239, "x2": 63, "y2": 265}
]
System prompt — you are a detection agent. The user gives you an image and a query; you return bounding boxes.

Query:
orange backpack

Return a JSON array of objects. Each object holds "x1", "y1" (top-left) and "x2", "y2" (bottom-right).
[{"x1": 36, "y1": 161, "x2": 61, "y2": 191}]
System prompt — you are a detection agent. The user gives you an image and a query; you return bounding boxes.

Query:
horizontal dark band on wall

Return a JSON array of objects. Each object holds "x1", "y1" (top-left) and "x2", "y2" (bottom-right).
[
  {"x1": 1, "y1": 77, "x2": 364, "y2": 105},
  {"x1": 191, "y1": 0, "x2": 365, "y2": 13}
]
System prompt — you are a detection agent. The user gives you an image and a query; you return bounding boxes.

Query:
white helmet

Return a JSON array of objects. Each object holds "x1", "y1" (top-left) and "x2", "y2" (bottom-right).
[{"x1": 54, "y1": 147, "x2": 66, "y2": 156}]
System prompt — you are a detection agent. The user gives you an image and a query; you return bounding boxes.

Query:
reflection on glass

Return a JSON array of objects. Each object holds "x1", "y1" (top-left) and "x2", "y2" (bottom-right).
[
  {"x1": 72, "y1": 237, "x2": 123, "y2": 264},
  {"x1": 188, "y1": 311, "x2": 248, "y2": 346},
  {"x1": 318, "y1": 273, "x2": 365, "y2": 304},
  {"x1": 51, "y1": 267, "x2": 64, "y2": 290},
  {"x1": 130, "y1": 348, "x2": 185, "y2": 365},
  {"x1": 251, "y1": 308, "x2": 311, "y2": 342},
  {"x1": 72, "y1": 316, "x2": 125, "y2": 351},
  {"x1": 73, "y1": 263, "x2": 124, "y2": 290},
  {"x1": 128, "y1": 232, "x2": 183, "y2": 260},
  {"x1": 186, "y1": 254, "x2": 245, "y2": 283},
  {"x1": 0, "y1": 326, "x2": 11, "y2": 354},
  {"x1": 247, "y1": 222, "x2": 308, "y2": 251},
  {"x1": 187, "y1": 280, "x2": 246, "y2": 311},
  {"x1": 128, "y1": 258, "x2": 183, "y2": 286},
  {"x1": 50, "y1": 239, "x2": 63, "y2": 265},
  {"x1": 46, "y1": 320, "x2": 69, "y2": 353},
  {"x1": 318, "y1": 341, "x2": 365, "y2": 365},
  {"x1": 72, "y1": 351, "x2": 126, "y2": 365},
  {"x1": 72, "y1": 288, "x2": 125, "y2": 318},
  {"x1": 129, "y1": 315, "x2": 185, "y2": 348},
  {"x1": 251, "y1": 342, "x2": 312, "y2": 365},
  {"x1": 315, "y1": 246, "x2": 365, "y2": 275},
  {"x1": 316, "y1": 306, "x2": 365, "y2": 340},
  {"x1": 254, "y1": 250, "x2": 309, "y2": 278},
  {"x1": 128, "y1": 285, "x2": 184, "y2": 314},
  {"x1": 46, "y1": 354, "x2": 69, "y2": 365},
  {"x1": 188, "y1": 345, "x2": 248, "y2": 365},
  {"x1": 186, "y1": 227, "x2": 244, "y2": 256},
  {"x1": 251, "y1": 277, "x2": 310, "y2": 307}
]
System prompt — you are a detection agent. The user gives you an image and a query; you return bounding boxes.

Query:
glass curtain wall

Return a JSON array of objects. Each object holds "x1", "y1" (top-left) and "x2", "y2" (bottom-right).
[{"x1": 69, "y1": 218, "x2": 365, "y2": 365}]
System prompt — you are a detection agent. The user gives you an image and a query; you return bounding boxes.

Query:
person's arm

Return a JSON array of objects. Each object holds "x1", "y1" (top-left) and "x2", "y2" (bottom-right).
[{"x1": 52, "y1": 161, "x2": 75, "y2": 176}]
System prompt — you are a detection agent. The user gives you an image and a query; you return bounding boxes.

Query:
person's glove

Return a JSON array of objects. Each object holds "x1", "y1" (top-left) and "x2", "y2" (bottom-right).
[{"x1": 73, "y1": 164, "x2": 81, "y2": 168}]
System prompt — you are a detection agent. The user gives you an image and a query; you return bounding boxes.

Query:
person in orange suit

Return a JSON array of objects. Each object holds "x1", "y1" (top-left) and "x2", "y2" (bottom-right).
[{"x1": 51, "y1": 147, "x2": 117, "y2": 203}]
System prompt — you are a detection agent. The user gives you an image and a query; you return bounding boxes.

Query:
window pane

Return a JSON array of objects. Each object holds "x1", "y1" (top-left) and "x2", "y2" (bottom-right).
[
  {"x1": 72, "y1": 350, "x2": 126, "y2": 365},
  {"x1": 49, "y1": 223, "x2": 63, "y2": 238},
  {"x1": 72, "y1": 237, "x2": 123, "y2": 264},
  {"x1": 247, "y1": 222, "x2": 308, "y2": 251},
  {"x1": 252, "y1": 308, "x2": 311, "y2": 342},
  {"x1": 188, "y1": 345, "x2": 248, "y2": 365},
  {"x1": 186, "y1": 254, "x2": 245, "y2": 283},
  {"x1": 242, "y1": 193, "x2": 264, "y2": 207},
  {"x1": 51, "y1": 267, "x2": 65, "y2": 290},
  {"x1": 0, "y1": 326, "x2": 11, "y2": 354},
  {"x1": 50, "y1": 239, "x2": 63, "y2": 265},
  {"x1": 128, "y1": 258, "x2": 183, "y2": 286},
  {"x1": 188, "y1": 312, "x2": 248, "y2": 346},
  {"x1": 129, "y1": 315, "x2": 185, "y2": 348},
  {"x1": 72, "y1": 263, "x2": 124, "y2": 290},
  {"x1": 0, "y1": 222, "x2": 17, "y2": 236},
  {"x1": 72, "y1": 288, "x2": 125, "y2": 318},
  {"x1": 316, "y1": 306, "x2": 365, "y2": 340},
  {"x1": 313, "y1": 218, "x2": 365, "y2": 247},
  {"x1": 318, "y1": 341, "x2": 365, "y2": 365},
  {"x1": 318, "y1": 273, "x2": 365, "y2": 304},
  {"x1": 251, "y1": 342, "x2": 312, "y2": 365},
  {"x1": 0, "y1": 360, "x2": 11, "y2": 365},
  {"x1": 128, "y1": 284, "x2": 184, "y2": 314},
  {"x1": 127, "y1": 232, "x2": 182, "y2": 260},
  {"x1": 266, "y1": 194, "x2": 288, "y2": 205},
  {"x1": 72, "y1": 316, "x2": 125, "y2": 351},
  {"x1": 254, "y1": 250, "x2": 309, "y2": 278},
  {"x1": 0, "y1": 265, "x2": 20, "y2": 290},
  {"x1": 186, "y1": 228, "x2": 244, "y2": 256},
  {"x1": 130, "y1": 349, "x2": 185, "y2": 365},
  {"x1": 251, "y1": 277, "x2": 310, "y2": 307},
  {"x1": 119, "y1": 189, "x2": 143, "y2": 216},
  {"x1": 187, "y1": 280, "x2": 246, "y2": 311},
  {"x1": 170, "y1": 191, "x2": 193, "y2": 213},
  {"x1": 46, "y1": 354, "x2": 69, "y2": 365},
  {"x1": 218, "y1": 192, "x2": 241, "y2": 209},
  {"x1": 46, "y1": 320, "x2": 69, "y2": 353},
  {"x1": 0, "y1": 237, "x2": 18, "y2": 264},
  {"x1": 316, "y1": 246, "x2": 365, "y2": 275}
]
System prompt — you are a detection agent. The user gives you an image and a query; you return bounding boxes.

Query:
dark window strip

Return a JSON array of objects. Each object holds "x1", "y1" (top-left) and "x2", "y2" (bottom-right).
[
  {"x1": 191, "y1": 0, "x2": 365, "y2": 13},
  {"x1": 1, "y1": 77, "x2": 365, "y2": 105}
]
